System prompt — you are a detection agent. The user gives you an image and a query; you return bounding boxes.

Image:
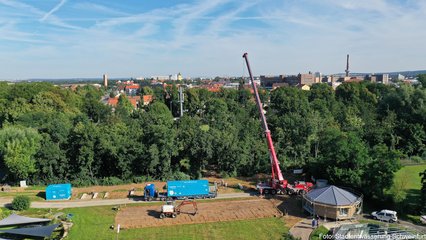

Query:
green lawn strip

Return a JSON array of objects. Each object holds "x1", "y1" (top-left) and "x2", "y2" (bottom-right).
[
  {"x1": 64, "y1": 204, "x2": 287, "y2": 240},
  {"x1": 398, "y1": 165, "x2": 426, "y2": 216},
  {"x1": 0, "y1": 191, "x2": 45, "y2": 201},
  {"x1": 310, "y1": 226, "x2": 329, "y2": 240},
  {"x1": 394, "y1": 165, "x2": 426, "y2": 190},
  {"x1": 118, "y1": 217, "x2": 287, "y2": 240},
  {"x1": 66, "y1": 206, "x2": 116, "y2": 240}
]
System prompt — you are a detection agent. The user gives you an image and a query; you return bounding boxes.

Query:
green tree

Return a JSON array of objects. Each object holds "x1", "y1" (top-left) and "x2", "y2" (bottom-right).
[
  {"x1": 7, "y1": 82, "x2": 55, "y2": 101},
  {"x1": 421, "y1": 170, "x2": 426, "y2": 214},
  {"x1": 365, "y1": 144, "x2": 401, "y2": 198},
  {"x1": 2, "y1": 98, "x2": 32, "y2": 124},
  {"x1": 140, "y1": 102, "x2": 178, "y2": 179},
  {"x1": 96, "y1": 121, "x2": 144, "y2": 180},
  {"x1": 418, "y1": 74, "x2": 426, "y2": 87},
  {"x1": 31, "y1": 91, "x2": 68, "y2": 113},
  {"x1": 115, "y1": 95, "x2": 134, "y2": 117},
  {"x1": 204, "y1": 98, "x2": 229, "y2": 128},
  {"x1": 81, "y1": 88, "x2": 110, "y2": 123},
  {"x1": 0, "y1": 126, "x2": 42, "y2": 180},
  {"x1": 311, "y1": 128, "x2": 370, "y2": 189},
  {"x1": 67, "y1": 117, "x2": 100, "y2": 185},
  {"x1": 141, "y1": 86, "x2": 154, "y2": 95}
]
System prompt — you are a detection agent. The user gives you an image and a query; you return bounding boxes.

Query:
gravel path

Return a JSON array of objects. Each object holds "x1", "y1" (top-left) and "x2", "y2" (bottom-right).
[{"x1": 0, "y1": 192, "x2": 254, "y2": 209}]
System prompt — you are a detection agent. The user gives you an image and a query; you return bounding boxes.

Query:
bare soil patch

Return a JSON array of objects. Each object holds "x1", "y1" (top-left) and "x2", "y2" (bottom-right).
[
  {"x1": 115, "y1": 199, "x2": 282, "y2": 229},
  {"x1": 71, "y1": 177, "x2": 255, "y2": 199},
  {"x1": 272, "y1": 195, "x2": 306, "y2": 228},
  {"x1": 71, "y1": 182, "x2": 167, "y2": 199}
]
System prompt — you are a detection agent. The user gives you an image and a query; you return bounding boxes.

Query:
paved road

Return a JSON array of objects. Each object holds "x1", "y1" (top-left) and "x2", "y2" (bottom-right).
[
  {"x1": 0, "y1": 192, "x2": 255, "y2": 209},
  {"x1": 289, "y1": 218, "x2": 315, "y2": 240}
]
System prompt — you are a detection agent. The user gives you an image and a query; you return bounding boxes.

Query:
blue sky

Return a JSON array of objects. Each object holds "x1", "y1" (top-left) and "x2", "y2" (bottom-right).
[{"x1": 0, "y1": 0, "x2": 425, "y2": 79}]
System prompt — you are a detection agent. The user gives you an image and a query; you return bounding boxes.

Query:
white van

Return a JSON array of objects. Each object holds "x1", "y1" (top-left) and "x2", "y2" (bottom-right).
[
  {"x1": 421, "y1": 215, "x2": 426, "y2": 224},
  {"x1": 371, "y1": 209, "x2": 398, "y2": 223}
]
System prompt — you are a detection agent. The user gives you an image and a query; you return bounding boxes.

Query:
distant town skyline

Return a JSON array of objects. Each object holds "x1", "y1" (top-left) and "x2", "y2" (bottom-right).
[{"x1": 1, "y1": 0, "x2": 425, "y2": 79}]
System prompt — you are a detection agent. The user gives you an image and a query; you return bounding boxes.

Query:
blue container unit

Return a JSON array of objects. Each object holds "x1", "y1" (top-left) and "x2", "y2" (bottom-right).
[
  {"x1": 167, "y1": 180, "x2": 209, "y2": 198},
  {"x1": 45, "y1": 183, "x2": 72, "y2": 201}
]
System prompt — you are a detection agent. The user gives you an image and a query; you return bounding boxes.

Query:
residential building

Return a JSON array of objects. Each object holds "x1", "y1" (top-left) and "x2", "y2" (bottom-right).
[
  {"x1": 284, "y1": 75, "x2": 299, "y2": 86},
  {"x1": 272, "y1": 82, "x2": 289, "y2": 90},
  {"x1": 367, "y1": 74, "x2": 389, "y2": 84},
  {"x1": 107, "y1": 95, "x2": 141, "y2": 109},
  {"x1": 142, "y1": 95, "x2": 154, "y2": 105},
  {"x1": 298, "y1": 73, "x2": 316, "y2": 86},
  {"x1": 125, "y1": 85, "x2": 140, "y2": 96},
  {"x1": 299, "y1": 84, "x2": 311, "y2": 91},
  {"x1": 260, "y1": 75, "x2": 285, "y2": 88}
]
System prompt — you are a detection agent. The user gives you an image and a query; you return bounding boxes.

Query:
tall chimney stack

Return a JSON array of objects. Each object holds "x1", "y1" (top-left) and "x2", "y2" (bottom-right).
[
  {"x1": 103, "y1": 74, "x2": 108, "y2": 88},
  {"x1": 345, "y1": 54, "x2": 350, "y2": 77}
]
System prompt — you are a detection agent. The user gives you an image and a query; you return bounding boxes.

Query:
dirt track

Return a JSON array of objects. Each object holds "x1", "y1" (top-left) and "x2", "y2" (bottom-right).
[{"x1": 115, "y1": 199, "x2": 283, "y2": 229}]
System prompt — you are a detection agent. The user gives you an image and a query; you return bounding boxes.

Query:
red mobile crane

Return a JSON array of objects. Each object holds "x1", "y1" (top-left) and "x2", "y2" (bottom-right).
[{"x1": 242, "y1": 53, "x2": 313, "y2": 195}]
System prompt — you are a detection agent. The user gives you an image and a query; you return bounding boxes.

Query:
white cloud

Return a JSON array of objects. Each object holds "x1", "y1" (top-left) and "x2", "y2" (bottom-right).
[{"x1": 1, "y1": 0, "x2": 426, "y2": 78}]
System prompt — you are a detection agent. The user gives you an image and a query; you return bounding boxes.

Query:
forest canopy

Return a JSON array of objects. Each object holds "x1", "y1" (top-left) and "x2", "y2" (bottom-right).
[{"x1": 0, "y1": 80, "x2": 425, "y2": 200}]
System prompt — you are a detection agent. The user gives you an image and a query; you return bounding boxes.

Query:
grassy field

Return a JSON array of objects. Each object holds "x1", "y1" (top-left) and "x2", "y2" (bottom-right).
[
  {"x1": 0, "y1": 188, "x2": 45, "y2": 201},
  {"x1": 393, "y1": 164, "x2": 426, "y2": 218},
  {"x1": 65, "y1": 205, "x2": 288, "y2": 240},
  {"x1": 394, "y1": 164, "x2": 425, "y2": 190}
]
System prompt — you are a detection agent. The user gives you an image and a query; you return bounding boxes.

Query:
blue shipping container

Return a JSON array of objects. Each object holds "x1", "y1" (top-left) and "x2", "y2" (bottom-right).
[
  {"x1": 167, "y1": 180, "x2": 209, "y2": 198},
  {"x1": 46, "y1": 183, "x2": 72, "y2": 201}
]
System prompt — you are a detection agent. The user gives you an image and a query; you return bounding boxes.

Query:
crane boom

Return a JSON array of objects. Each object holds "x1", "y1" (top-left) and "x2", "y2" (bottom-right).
[{"x1": 242, "y1": 53, "x2": 286, "y2": 190}]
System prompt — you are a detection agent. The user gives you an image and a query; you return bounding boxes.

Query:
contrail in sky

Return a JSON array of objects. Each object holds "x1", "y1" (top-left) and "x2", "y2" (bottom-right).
[{"x1": 40, "y1": 0, "x2": 67, "y2": 22}]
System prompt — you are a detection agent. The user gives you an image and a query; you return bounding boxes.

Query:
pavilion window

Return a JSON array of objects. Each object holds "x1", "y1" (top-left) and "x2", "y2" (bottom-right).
[{"x1": 339, "y1": 208, "x2": 349, "y2": 216}]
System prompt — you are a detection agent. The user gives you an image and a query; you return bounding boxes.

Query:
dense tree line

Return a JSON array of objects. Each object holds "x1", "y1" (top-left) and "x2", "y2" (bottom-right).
[{"x1": 0, "y1": 80, "x2": 425, "y2": 204}]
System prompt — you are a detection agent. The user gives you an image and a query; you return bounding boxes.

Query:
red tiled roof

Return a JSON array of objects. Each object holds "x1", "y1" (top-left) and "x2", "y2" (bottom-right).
[
  {"x1": 128, "y1": 96, "x2": 141, "y2": 108},
  {"x1": 107, "y1": 95, "x2": 141, "y2": 108},
  {"x1": 143, "y1": 95, "x2": 153, "y2": 104},
  {"x1": 107, "y1": 97, "x2": 119, "y2": 107},
  {"x1": 125, "y1": 85, "x2": 140, "y2": 89}
]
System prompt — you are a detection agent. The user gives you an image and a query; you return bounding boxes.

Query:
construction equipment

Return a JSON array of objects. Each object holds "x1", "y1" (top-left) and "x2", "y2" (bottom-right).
[
  {"x1": 242, "y1": 53, "x2": 313, "y2": 195},
  {"x1": 144, "y1": 180, "x2": 217, "y2": 201},
  {"x1": 159, "y1": 199, "x2": 198, "y2": 219}
]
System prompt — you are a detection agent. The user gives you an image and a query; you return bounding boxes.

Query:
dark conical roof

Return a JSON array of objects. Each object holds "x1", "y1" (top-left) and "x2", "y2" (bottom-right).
[
  {"x1": 306, "y1": 185, "x2": 358, "y2": 206},
  {"x1": 0, "y1": 214, "x2": 51, "y2": 227},
  {"x1": 0, "y1": 224, "x2": 59, "y2": 238}
]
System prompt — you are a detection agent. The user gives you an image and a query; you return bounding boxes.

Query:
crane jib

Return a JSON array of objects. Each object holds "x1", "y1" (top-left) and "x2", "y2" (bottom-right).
[{"x1": 242, "y1": 53, "x2": 285, "y2": 183}]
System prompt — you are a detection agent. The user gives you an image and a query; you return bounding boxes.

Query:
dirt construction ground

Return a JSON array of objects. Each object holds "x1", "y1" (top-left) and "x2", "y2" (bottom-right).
[
  {"x1": 70, "y1": 177, "x2": 257, "y2": 199},
  {"x1": 115, "y1": 199, "x2": 283, "y2": 229}
]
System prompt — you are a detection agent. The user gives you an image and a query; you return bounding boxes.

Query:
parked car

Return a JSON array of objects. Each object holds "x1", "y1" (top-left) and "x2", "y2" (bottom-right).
[
  {"x1": 371, "y1": 210, "x2": 398, "y2": 223},
  {"x1": 421, "y1": 215, "x2": 426, "y2": 224}
]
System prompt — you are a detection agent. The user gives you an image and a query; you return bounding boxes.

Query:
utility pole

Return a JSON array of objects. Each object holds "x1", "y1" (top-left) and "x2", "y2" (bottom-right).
[{"x1": 179, "y1": 86, "x2": 184, "y2": 117}]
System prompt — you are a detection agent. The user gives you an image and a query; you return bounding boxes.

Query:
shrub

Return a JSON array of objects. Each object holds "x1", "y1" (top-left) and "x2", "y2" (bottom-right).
[
  {"x1": 282, "y1": 233, "x2": 301, "y2": 240},
  {"x1": 100, "y1": 177, "x2": 124, "y2": 186},
  {"x1": 11, "y1": 195, "x2": 31, "y2": 211},
  {"x1": 132, "y1": 176, "x2": 154, "y2": 183},
  {"x1": 170, "y1": 171, "x2": 191, "y2": 180},
  {"x1": 411, "y1": 156, "x2": 423, "y2": 163}
]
